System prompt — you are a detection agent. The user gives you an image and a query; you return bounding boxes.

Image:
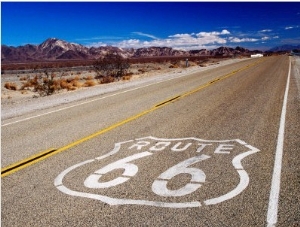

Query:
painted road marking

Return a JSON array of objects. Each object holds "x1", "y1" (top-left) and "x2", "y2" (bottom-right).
[
  {"x1": 55, "y1": 136, "x2": 260, "y2": 208},
  {"x1": 266, "y1": 57, "x2": 291, "y2": 227},
  {"x1": 1, "y1": 148, "x2": 56, "y2": 177},
  {"x1": 1, "y1": 59, "x2": 264, "y2": 177}
]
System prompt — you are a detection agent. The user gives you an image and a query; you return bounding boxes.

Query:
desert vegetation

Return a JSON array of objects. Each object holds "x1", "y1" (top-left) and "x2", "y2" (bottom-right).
[
  {"x1": 93, "y1": 52, "x2": 130, "y2": 84},
  {"x1": 3, "y1": 52, "x2": 133, "y2": 97},
  {"x1": 4, "y1": 82, "x2": 18, "y2": 91},
  {"x1": 2, "y1": 54, "x2": 228, "y2": 98}
]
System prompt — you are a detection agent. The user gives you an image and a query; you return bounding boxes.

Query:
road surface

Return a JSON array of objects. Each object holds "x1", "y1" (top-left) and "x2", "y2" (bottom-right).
[{"x1": 2, "y1": 55, "x2": 299, "y2": 226}]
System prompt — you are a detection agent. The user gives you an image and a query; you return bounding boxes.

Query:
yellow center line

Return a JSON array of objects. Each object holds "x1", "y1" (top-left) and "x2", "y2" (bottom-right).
[
  {"x1": 1, "y1": 148, "x2": 57, "y2": 178},
  {"x1": 1, "y1": 58, "x2": 264, "y2": 178}
]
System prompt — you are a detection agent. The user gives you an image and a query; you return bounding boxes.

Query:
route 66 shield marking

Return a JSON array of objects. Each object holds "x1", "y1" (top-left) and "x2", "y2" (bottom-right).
[{"x1": 54, "y1": 136, "x2": 260, "y2": 208}]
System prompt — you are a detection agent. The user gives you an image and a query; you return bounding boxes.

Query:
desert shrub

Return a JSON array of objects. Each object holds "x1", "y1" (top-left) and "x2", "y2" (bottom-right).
[
  {"x1": 19, "y1": 76, "x2": 28, "y2": 81},
  {"x1": 59, "y1": 79, "x2": 74, "y2": 91},
  {"x1": 20, "y1": 71, "x2": 58, "y2": 96},
  {"x1": 122, "y1": 75, "x2": 132, "y2": 81},
  {"x1": 68, "y1": 86, "x2": 77, "y2": 91},
  {"x1": 138, "y1": 68, "x2": 146, "y2": 73},
  {"x1": 52, "y1": 79, "x2": 61, "y2": 91},
  {"x1": 93, "y1": 52, "x2": 130, "y2": 80},
  {"x1": 34, "y1": 72, "x2": 56, "y2": 96},
  {"x1": 169, "y1": 64, "x2": 179, "y2": 68},
  {"x1": 72, "y1": 80, "x2": 82, "y2": 88},
  {"x1": 54, "y1": 76, "x2": 83, "y2": 91},
  {"x1": 59, "y1": 79, "x2": 70, "y2": 90},
  {"x1": 20, "y1": 75, "x2": 39, "y2": 90},
  {"x1": 99, "y1": 76, "x2": 115, "y2": 84},
  {"x1": 122, "y1": 73, "x2": 133, "y2": 81},
  {"x1": 74, "y1": 75, "x2": 81, "y2": 81},
  {"x1": 83, "y1": 79, "x2": 96, "y2": 87},
  {"x1": 4, "y1": 82, "x2": 18, "y2": 90},
  {"x1": 83, "y1": 75, "x2": 94, "y2": 80}
]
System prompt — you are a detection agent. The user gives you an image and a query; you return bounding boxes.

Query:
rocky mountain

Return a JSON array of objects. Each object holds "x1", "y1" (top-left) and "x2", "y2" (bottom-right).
[
  {"x1": 36, "y1": 38, "x2": 89, "y2": 59},
  {"x1": 1, "y1": 38, "x2": 261, "y2": 63},
  {"x1": 1, "y1": 44, "x2": 38, "y2": 62},
  {"x1": 269, "y1": 44, "x2": 300, "y2": 52}
]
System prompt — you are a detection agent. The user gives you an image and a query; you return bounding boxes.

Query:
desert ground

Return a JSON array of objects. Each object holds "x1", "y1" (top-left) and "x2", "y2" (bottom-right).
[{"x1": 1, "y1": 58, "x2": 245, "y2": 119}]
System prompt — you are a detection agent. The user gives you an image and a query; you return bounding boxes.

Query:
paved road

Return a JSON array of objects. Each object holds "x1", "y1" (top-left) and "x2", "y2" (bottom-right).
[{"x1": 2, "y1": 56, "x2": 299, "y2": 226}]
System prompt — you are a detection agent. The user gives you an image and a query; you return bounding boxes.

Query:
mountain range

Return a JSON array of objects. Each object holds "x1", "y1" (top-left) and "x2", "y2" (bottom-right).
[
  {"x1": 268, "y1": 44, "x2": 300, "y2": 52},
  {"x1": 1, "y1": 38, "x2": 293, "y2": 63}
]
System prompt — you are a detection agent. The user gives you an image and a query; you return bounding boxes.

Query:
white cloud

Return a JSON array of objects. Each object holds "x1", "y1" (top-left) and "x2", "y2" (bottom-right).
[
  {"x1": 86, "y1": 29, "x2": 276, "y2": 50},
  {"x1": 116, "y1": 30, "x2": 229, "y2": 50},
  {"x1": 118, "y1": 39, "x2": 141, "y2": 48},
  {"x1": 169, "y1": 33, "x2": 192, "y2": 38},
  {"x1": 132, "y1": 32, "x2": 159, "y2": 39},
  {"x1": 285, "y1": 26, "x2": 294, "y2": 30},
  {"x1": 260, "y1": 29, "x2": 272, "y2": 32},
  {"x1": 229, "y1": 37, "x2": 259, "y2": 43},
  {"x1": 221, "y1": 29, "x2": 231, "y2": 35},
  {"x1": 197, "y1": 29, "x2": 230, "y2": 37}
]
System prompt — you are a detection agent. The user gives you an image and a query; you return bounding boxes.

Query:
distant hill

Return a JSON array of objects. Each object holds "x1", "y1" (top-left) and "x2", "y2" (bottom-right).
[
  {"x1": 269, "y1": 44, "x2": 300, "y2": 52},
  {"x1": 1, "y1": 38, "x2": 263, "y2": 63}
]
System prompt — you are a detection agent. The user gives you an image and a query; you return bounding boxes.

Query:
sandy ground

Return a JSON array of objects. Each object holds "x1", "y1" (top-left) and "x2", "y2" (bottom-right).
[{"x1": 1, "y1": 58, "x2": 246, "y2": 120}]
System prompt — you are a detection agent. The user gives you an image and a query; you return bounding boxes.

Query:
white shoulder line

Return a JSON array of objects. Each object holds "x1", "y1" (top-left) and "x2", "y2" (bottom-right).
[{"x1": 266, "y1": 57, "x2": 291, "y2": 227}]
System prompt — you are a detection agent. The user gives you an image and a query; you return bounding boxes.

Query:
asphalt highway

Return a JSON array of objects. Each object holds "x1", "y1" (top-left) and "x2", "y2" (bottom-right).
[{"x1": 2, "y1": 55, "x2": 299, "y2": 226}]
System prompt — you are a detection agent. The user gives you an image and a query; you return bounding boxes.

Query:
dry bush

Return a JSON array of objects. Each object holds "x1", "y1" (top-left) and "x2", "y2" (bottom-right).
[
  {"x1": 66, "y1": 76, "x2": 78, "y2": 83},
  {"x1": 83, "y1": 79, "x2": 96, "y2": 87},
  {"x1": 138, "y1": 68, "x2": 146, "y2": 73},
  {"x1": 169, "y1": 64, "x2": 179, "y2": 68},
  {"x1": 72, "y1": 80, "x2": 82, "y2": 88},
  {"x1": 60, "y1": 79, "x2": 74, "y2": 91},
  {"x1": 74, "y1": 75, "x2": 81, "y2": 81},
  {"x1": 20, "y1": 75, "x2": 39, "y2": 90},
  {"x1": 68, "y1": 86, "x2": 77, "y2": 91},
  {"x1": 52, "y1": 79, "x2": 61, "y2": 91},
  {"x1": 83, "y1": 75, "x2": 94, "y2": 80},
  {"x1": 4, "y1": 82, "x2": 18, "y2": 90},
  {"x1": 20, "y1": 81, "x2": 32, "y2": 90},
  {"x1": 20, "y1": 73, "x2": 58, "y2": 96},
  {"x1": 93, "y1": 52, "x2": 129, "y2": 79},
  {"x1": 99, "y1": 76, "x2": 115, "y2": 84},
  {"x1": 122, "y1": 74, "x2": 133, "y2": 81},
  {"x1": 54, "y1": 76, "x2": 83, "y2": 91},
  {"x1": 59, "y1": 79, "x2": 68, "y2": 89},
  {"x1": 19, "y1": 76, "x2": 28, "y2": 81}
]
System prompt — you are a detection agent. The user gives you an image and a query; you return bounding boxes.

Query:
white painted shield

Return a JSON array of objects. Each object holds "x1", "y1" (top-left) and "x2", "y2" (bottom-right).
[{"x1": 54, "y1": 136, "x2": 260, "y2": 208}]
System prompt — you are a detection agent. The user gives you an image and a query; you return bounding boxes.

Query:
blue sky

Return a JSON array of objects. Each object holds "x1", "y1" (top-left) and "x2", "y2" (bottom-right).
[{"x1": 1, "y1": 2, "x2": 300, "y2": 50}]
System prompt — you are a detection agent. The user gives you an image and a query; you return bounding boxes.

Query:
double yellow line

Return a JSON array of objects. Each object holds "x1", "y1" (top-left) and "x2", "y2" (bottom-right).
[{"x1": 1, "y1": 59, "x2": 264, "y2": 178}]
